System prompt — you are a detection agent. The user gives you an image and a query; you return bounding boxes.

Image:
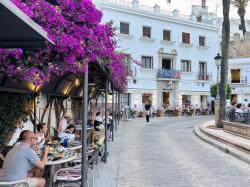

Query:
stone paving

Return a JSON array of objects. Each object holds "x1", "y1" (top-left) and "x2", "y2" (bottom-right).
[{"x1": 115, "y1": 116, "x2": 250, "y2": 187}]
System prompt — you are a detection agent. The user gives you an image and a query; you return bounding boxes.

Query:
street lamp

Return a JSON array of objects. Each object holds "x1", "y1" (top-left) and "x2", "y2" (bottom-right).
[{"x1": 214, "y1": 53, "x2": 222, "y2": 99}]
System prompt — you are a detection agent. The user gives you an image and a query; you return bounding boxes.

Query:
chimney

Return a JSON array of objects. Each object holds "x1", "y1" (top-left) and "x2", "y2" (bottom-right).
[
  {"x1": 132, "y1": 0, "x2": 139, "y2": 8},
  {"x1": 153, "y1": 4, "x2": 160, "y2": 14}
]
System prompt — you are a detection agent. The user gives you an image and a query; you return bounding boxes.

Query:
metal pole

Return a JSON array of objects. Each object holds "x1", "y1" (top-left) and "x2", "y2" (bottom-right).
[
  {"x1": 111, "y1": 85, "x2": 114, "y2": 141},
  {"x1": 104, "y1": 79, "x2": 108, "y2": 163},
  {"x1": 217, "y1": 66, "x2": 220, "y2": 99},
  {"x1": 81, "y1": 70, "x2": 88, "y2": 187},
  {"x1": 33, "y1": 97, "x2": 36, "y2": 133},
  {"x1": 118, "y1": 92, "x2": 121, "y2": 125},
  {"x1": 115, "y1": 91, "x2": 118, "y2": 131}
]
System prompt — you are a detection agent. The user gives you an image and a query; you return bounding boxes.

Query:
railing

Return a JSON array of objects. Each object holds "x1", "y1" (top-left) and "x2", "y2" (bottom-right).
[
  {"x1": 231, "y1": 76, "x2": 248, "y2": 84},
  {"x1": 102, "y1": 0, "x2": 214, "y2": 26},
  {"x1": 197, "y1": 73, "x2": 212, "y2": 81},
  {"x1": 225, "y1": 110, "x2": 250, "y2": 125},
  {"x1": 157, "y1": 69, "x2": 181, "y2": 79}
]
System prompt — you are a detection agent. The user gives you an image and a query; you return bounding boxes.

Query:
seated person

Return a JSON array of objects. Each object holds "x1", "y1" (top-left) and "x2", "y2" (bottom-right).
[
  {"x1": 0, "y1": 130, "x2": 48, "y2": 187},
  {"x1": 58, "y1": 112, "x2": 73, "y2": 133},
  {"x1": 58, "y1": 124, "x2": 76, "y2": 142},
  {"x1": 95, "y1": 112, "x2": 103, "y2": 124},
  {"x1": 236, "y1": 103, "x2": 244, "y2": 113},
  {"x1": 36, "y1": 123, "x2": 48, "y2": 149}
]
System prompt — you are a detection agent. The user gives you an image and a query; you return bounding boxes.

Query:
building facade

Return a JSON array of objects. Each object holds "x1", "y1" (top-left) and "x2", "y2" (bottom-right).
[
  {"x1": 94, "y1": 0, "x2": 219, "y2": 110},
  {"x1": 229, "y1": 58, "x2": 250, "y2": 105}
]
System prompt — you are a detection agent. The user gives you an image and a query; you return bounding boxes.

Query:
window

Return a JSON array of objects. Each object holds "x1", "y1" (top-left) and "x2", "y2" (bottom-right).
[
  {"x1": 120, "y1": 22, "x2": 129, "y2": 34},
  {"x1": 123, "y1": 53, "x2": 131, "y2": 71},
  {"x1": 163, "y1": 30, "x2": 171, "y2": 41},
  {"x1": 182, "y1": 32, "x2": 190, "y2": 44},
  {"x1": 199, "y1": 36, "x2": 205, "y2": 46},
  {"x1": 121, "y1": 93, "x2": 130, "y2": 107},
  {"x1": 141, "y1": 56, "x2": 153, "y2": 69},
  {"x1": 231, "y1": 69, "x2": 240, "y2": 83},
  {"x1": 162, "y1": 59, "x2": 172, "y2": 70},
  {"x1": 181, "y1": 60, "x2": 191, "y2": 72},
  {"x1": 199, "y1": 61, "x2": 207, "y2": 80},
  {"x1": 143, "y1": 26, "x2": 151, "y2": 38}
]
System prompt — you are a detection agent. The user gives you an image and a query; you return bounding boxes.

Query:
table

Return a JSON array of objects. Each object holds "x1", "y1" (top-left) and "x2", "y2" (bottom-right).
[{"x1": 65, "y1": 144, "x2": 82, "y2": 151}]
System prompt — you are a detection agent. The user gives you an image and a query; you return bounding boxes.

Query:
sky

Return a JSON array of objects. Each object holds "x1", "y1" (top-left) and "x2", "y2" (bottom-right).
[{"x1": 139, "y1": 0, "x2": 250, "y2": 19}]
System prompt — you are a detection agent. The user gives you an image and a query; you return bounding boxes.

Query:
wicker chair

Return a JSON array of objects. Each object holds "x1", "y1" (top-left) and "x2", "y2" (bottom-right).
[{"x1": 0, "y1": 180, "x2": 29, "y2": 187}]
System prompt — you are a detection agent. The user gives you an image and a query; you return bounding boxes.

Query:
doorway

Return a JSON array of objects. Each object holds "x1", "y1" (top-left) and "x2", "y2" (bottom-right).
[
  {"x1": 231, "y1": 94, "x2": 237, "y2": 103},
  {"x1": 162, "y1": 59, "x2": 172, "y2": 70},
  {"x1": 163, "y1": 92, "x2": 170, "y2": 107}
]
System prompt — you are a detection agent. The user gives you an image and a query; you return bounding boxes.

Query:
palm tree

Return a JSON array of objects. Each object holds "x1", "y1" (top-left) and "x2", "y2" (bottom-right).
[
  {"x1": 218, "y1": 0, "x2": 230, "y2": 128},
  {"x1": 232, "y1": 0, "x2": 249, "y2": 36}
]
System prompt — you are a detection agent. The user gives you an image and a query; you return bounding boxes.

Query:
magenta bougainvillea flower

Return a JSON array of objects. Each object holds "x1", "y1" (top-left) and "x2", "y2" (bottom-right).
[{"x1": 0, "y1": 0, "x2": 129, "y2": 92}]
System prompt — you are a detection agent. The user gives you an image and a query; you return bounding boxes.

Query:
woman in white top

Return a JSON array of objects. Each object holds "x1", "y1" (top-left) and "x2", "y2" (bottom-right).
[{"x1": 36, "y1": 123, "x2": 48, "y2": 149}]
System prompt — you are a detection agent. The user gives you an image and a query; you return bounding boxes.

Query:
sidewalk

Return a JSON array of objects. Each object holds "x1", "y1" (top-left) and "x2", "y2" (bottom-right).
[
  {"x1": 94, "y1": 122, "x2": 124, "y2": 187},
  {"x1": 194, "y1": 120, "x2": 250, "y2": 164}
]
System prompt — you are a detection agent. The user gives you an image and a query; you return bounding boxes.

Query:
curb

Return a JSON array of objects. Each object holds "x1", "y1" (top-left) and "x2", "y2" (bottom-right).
[{"x1": 193, "y1": 125, "x2": 250, "y2": 164}]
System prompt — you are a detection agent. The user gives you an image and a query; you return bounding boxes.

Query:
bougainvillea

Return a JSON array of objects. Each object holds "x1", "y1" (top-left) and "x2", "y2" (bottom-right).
[{"x1": 0, "y1": 0, "x2": 129, "y2": 91}]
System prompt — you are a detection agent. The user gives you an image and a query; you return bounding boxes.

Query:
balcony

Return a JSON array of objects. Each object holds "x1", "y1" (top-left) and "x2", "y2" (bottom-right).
[
  {"x1": 157, "y1": 69, "x2": 181, "y2": 80},
  {"x1": 197, "y1": 73, "x2": 211, "y2": 81},
  {"x1": 231, "y1": 76, "x2": 248, "y2": 84}
]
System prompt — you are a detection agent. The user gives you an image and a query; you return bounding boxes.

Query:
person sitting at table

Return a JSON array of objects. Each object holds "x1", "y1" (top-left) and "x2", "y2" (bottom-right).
[
  {"x1": 36, "y1": 123, "x2": 48, "y2": 149},
  {"x1": 58, "y1": 125, "x2": 76, "y2": 142},
  {"x1": 58, "y1": 112, "x2": 73, "y2": 133},
  {"x1": 95, "y1": 112, "x2": 103, "y2": 124},
  {"x1": 0, "y1": 130, "x2": 49, "y2": 187},
  {"x1": 94, "y1": 112, "x2": 104, "y2": 131}
]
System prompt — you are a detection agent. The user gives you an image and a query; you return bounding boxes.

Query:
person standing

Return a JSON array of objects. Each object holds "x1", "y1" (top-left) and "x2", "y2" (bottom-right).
[{"x1": 145, "y1": 101, "x2": 151, "y2": 123}]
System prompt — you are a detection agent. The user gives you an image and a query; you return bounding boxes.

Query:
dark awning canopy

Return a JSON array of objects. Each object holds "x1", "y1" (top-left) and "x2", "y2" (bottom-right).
[
  {"x1": 0, "y1": 0, "x2": 53, "y2": 48},
  {"x1": 0, "y1": 61, "x2": 112, "y2": 99}
]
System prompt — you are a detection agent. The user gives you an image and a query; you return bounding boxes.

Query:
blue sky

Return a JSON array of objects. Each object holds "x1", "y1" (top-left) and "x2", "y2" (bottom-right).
[{"x1": 140, "y1": 0, "x2": 250, "y2": 19}]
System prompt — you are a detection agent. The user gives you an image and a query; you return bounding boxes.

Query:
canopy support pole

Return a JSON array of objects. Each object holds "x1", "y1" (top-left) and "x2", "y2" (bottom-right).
[{"x1": 81, "y1": 70, "x2": 88, "y2": 187}]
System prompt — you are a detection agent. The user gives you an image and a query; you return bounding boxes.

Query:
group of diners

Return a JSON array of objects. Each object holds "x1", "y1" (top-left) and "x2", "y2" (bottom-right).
[
  {"x1": 0, "y1": 110, "x2": 114, "y2": 187},
  {"x1": 226, "y1": 102, "x2": 250, "y2": 123}
]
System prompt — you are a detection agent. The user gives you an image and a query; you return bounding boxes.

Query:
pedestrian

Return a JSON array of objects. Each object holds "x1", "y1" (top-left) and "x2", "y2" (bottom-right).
[{"x1": 145, "y1": 101, "x2": 151, "y2": 123}]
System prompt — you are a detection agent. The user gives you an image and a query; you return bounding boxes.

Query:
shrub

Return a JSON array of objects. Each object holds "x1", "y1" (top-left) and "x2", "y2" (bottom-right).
[{"x1": 0, "y1": 92, "x2": 33, "y2": 148}]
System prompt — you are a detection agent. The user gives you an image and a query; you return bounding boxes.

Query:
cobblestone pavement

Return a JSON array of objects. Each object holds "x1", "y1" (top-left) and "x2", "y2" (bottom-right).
[{"x1": 116, "y1": 116, "x2": 250, "y2": 187}]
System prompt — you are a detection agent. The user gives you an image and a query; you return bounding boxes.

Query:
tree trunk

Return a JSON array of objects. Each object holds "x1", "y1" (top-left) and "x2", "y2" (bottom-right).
[
  {"x1": 240, "y1": 13, "x2": 246, "y2": 36},
  {"x1": 237, "y1": 6, "x2": 246, "y2": 36},
  {"x1": 218, "y1": 0, "x2": 230, "y2": 128}
]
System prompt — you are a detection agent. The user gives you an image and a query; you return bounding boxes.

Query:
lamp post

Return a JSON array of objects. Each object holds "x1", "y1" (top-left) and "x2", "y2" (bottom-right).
[{"x1": 214, "y1": 53, "x2": 222, "y2": 99}]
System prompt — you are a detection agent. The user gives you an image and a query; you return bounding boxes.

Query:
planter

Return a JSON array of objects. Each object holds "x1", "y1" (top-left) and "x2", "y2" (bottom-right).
[
  {"x1": 175, "y1": 110, "x2": 182, "y2": 117},
  {"x1": 156, "y1": 110, "x2": 163, "y2": 117},
  {"x1": 223, "y1": 121, "x2": 250, "y2": 139}
]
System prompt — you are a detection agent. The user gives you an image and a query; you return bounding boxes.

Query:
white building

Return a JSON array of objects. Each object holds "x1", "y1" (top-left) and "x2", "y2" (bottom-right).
[
  {"x1": 229, "y1": 58, "x2": 250, "y2": 105},
  {"x1": 94, "y1": 0, "x2": 220, "y2": 110}
]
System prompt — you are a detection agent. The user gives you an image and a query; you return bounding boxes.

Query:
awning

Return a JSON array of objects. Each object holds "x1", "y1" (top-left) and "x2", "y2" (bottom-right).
[{"x1": 0, "y1": 0, "x2": 53, "y2": 48}]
